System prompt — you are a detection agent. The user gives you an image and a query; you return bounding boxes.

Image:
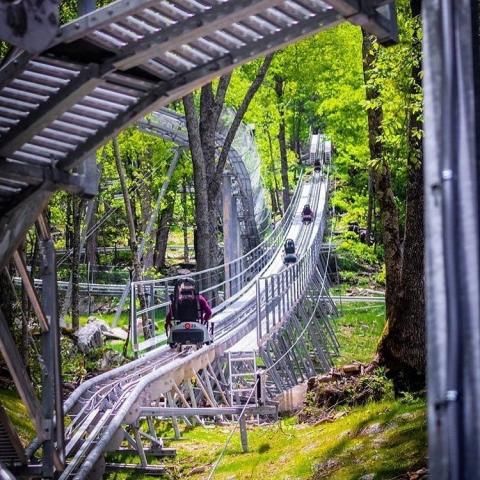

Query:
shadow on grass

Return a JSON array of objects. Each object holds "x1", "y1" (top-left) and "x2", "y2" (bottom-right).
[{"x1": 312, "y1": 402, "x2": 426, "y2": 479}]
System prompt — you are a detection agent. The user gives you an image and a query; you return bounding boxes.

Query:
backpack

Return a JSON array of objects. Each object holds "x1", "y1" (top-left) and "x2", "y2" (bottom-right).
[{"x1": 170, "y1": 279, "x2": 202, "y2": 323}]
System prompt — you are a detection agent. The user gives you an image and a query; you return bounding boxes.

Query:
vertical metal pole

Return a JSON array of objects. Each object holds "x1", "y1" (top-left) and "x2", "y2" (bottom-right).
[
  {"x1": 269, "y1": 276, "x2": 274, "y2": 331},
  {"x1": 39, "y1": 218, "x2": 64, "y2": 476},
  {"x1": 424, "y1": 1, "x2": 480, "y2": 478},
  {"x1": 149, "y1": 283, "x2": 155, "y2": 336},
  {"x1": 256, "y1": 279, "x2": 262, "y2": 343},
  {"x1": 260, "y1": 277, "x2": 270, "y2": 333},
  {"x1": 131, "y1": 280, "x2": 138, "y2": 355},
  {"x1": 166, "y1": 392, "x2": 181, "y2": 440},
  {"x1": 223, "y1": 173, "x2": 241, "y2": 298}
]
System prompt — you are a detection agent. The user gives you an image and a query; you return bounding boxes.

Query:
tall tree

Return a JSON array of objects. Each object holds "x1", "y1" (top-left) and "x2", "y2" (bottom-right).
[
  {"x1": 113, "y1": 138, "x2": 150, "y2": 341},
  {"x1": 153, "y1": 194, "x2": 176, "y2": 270},
  {"x1": 183, "y1": 54, "x2": 274, "y2": 271},
  {"x1": 363, "y1": 0, "x2": 425, "y2": 392},
  {"x1": 274, "y1": 75, "x2": 291, "y2": 210},
  {"x1": 71, "y1": 196, "x2": 83, "y2": 331}
]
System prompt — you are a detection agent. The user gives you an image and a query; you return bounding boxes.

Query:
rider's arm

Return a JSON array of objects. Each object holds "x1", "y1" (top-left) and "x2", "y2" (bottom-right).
[
  {"x1": 199, "y1": 296, "x2": 212, "y2": 322},
  {"x1": 165, "y1": 306, "x2": 172, "y2": 329}
]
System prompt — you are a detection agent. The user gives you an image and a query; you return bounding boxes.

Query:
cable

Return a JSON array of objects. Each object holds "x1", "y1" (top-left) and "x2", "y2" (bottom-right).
[
  {"x1": 264, "y1": 219, "x2": 335, "y2": 376},
  {"x1": 206, "y1": 378, "x2": 259, "y2": 480}
]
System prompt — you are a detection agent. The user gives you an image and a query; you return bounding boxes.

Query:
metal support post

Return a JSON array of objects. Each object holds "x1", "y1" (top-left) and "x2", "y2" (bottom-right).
[
  {"x1": 133, "y1": 426, "x2": 148, "y2": 467},
  {"x1": 166, "y1": 392, "x2": 181, "y2": 440},
  {"x1": 38, "y1": 216, "x2": 64, "y2": 476},
  {"x1": 223, "y1": 173, "x2": 241, "y2": 298},
  {"x1": 239, "y1": 416, "x2": 248, "y2": 453}
]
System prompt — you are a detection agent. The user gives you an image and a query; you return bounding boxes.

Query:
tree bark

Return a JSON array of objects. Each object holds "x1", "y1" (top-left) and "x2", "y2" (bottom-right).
[
  {"x1": 137, "y1": 155, "x2": 154, "y2": 269},
  {"x1": 366, "y1": 170, "x2": 375, "y2": 244},
  {"x1": 85, "y1": 193, "x2": 100, "y2": 279},
  {"x1": 362, "y1": 1, "x2": 425, "y2": 392},
  {"x1": 182, "y1": 178, "x2": 190, "y2": 263},
  {"x1": 274, "y1": 75, "x2": 291, "y2": 211},
  {"x1": 183, "y1": 94, "x2": 211, "y2": 272},
  {"x1": 266, "y1": 126, "x2": 283, "y2": 216},
  {"x1": 376, "y1": 0, "x2": 425, "y2": 391},
  {"x1": 71, "y1": 196, "x2": 83, "y2": 331},
  {"x1": 153, "y1": 195, "x2": 175, "y2": 270},
  {"x1": 113, "y1": 138, "x2": 150, "y2": 339}
]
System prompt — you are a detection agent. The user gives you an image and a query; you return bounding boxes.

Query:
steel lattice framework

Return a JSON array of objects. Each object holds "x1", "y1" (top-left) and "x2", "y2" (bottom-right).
[
  {"x1": 0, "y1": 0, "x2": 397, "y2": 271},
  {"x1": 0, "y1": 1, "x2": 398, "y2": 478}
]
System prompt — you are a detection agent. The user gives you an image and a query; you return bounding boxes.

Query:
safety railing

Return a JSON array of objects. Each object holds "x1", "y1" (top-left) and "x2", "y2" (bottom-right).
[
  {"x1": 130, "y1": 170, "x2": 306, "y2": 354},
  {"x1": 256, "y1": 200, "x2": 328, "y2": 344}
]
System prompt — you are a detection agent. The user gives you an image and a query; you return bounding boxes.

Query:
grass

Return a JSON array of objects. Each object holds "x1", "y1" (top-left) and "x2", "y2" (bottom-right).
[
  {"x1": 2, "y1": 299, "x2": 427, "y2": 480},
  {"x1": 0, "y1": 389, "x2": 35, "y2": 445},
  {"x1": 333, "y1": 302, "x2": 386, "y2": 365},
  {"x1": 103, "y1": 299, "x2": 426, "y2": 480},
  {"x1": 170, "y1": 399, "x2": 426, "y2": 480}
]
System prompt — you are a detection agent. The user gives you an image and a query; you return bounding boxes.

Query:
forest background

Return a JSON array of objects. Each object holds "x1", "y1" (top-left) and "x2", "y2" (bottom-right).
[{"x1": 0, "y1": 0, "x2": 424, "y2": 395}]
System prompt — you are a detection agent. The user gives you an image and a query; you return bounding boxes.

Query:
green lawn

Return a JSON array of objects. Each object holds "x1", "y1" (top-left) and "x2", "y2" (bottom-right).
[
  {"x1": 333, "y1": 301, "x2": 386, "y2": 365},
  {"x1": 2, "y1": 299, "x2": 427, "y2": 480}
]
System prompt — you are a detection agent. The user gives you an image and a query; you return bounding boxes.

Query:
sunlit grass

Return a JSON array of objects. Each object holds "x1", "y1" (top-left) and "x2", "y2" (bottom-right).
[
  {"x1": 333, "y1": 301, "x2": 386, "y2": 365},
  {"x1": 0, "y1": 389, "x2": 35, "y2": 445},
  {"x1": 156, "y1": 399, "x2": 425, "y2": 480}
]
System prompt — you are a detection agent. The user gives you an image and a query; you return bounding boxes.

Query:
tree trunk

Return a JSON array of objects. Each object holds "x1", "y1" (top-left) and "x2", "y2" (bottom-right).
[
  {"x1": 376, "y1": 0, "x2": 425, "y2": 391},
  {"x1": 182, "y1": 179, "x2": 190, "y2": 263},
  {"x1": 65, "y1": 194, "x2": 72, "y2": 250},
  {"x1": 266, "y1": 126, "x2": 283, "y2": 216},
  {"x1": 366, "y1": 170, "x2": 374, "y2": 244},
  {"x1": 85, "y1": 193, "x2": 100, "y2": 280},
  {"x1": 113, "y1": 138, "x2": 150, "y2": 340},
  {"x1": 183, "y1": 94, "x2": 211, "y2": 272},
  {"x1": 154, "y1": 196, "x2": 175, "y2": 270},
  {"x1": 137, "y1": 156, "x2": 154, "y2": 269},
  {"x1": 269, "y1": 189, "x2": 279, "y2": 217},
  {"x1": 274, "y1": 75, "x2": 291, "y2": 211},
  {"x1": 71, "y1": 196, "x2": 83, "y2": 331}
]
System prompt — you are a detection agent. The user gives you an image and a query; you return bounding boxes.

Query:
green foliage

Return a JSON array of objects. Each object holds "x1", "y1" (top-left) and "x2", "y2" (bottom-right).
[
  {"x1": 142, "y1": 400, "x2": 425, "y2": 480},
  {"x1": 0, "y1": 389, "x2": 35, "y2": 444},
  {"x1": 338, "y1": 233, "x2": 378, "y2": 267}
]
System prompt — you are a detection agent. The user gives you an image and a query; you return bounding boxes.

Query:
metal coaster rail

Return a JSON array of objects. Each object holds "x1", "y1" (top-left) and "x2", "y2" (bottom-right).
[
  {"x1": 0, "y1": 2, "x2": 398, "y2": 478},
  {"x1": 58, "y1": 164, "x2": 328, "y2": 479}
]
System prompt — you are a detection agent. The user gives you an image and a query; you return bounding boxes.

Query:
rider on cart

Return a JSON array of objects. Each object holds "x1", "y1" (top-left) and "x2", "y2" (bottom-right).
[{"x1": 165, "y1": 278, "x2": 212, "y2": 335}]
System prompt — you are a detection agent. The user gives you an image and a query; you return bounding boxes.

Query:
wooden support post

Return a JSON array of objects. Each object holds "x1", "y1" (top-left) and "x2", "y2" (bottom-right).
[{"x1": 239, "y1": 416, "x2": 248, "y2": 453}]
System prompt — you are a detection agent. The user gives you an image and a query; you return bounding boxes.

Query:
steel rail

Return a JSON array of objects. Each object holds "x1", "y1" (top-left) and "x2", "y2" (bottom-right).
[{"x1": 58, "y1": 170, "x2": 326, "y2": 479}]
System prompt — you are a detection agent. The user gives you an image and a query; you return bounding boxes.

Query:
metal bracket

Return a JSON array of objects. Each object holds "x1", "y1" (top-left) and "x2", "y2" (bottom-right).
[{"x1": 0, "y1": 0, "x2": 59, "y2": 53}]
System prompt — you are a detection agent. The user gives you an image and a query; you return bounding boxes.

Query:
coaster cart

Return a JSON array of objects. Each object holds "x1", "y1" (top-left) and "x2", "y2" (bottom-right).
[
  {"x1": 283, "y1": 238, "x2": 297, "y2": 265},
  {"x1": 313, "y1": 159, "x2": 322, "y2": 172},
  {"x1": 302, "y1": 205, "x2": 314, "y2": 225},
  {"x1": 302, "y1": 212, "x2": 313, "y2": 224},
  {"x1": 167, "y1": 320, "x2": 213, "y2": 351},
  {"x1": 166, "y1": 279, "x2": 214, "y2": 351}
]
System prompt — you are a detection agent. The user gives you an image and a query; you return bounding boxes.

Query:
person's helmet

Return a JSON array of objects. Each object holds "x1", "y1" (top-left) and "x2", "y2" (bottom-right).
[{"x1": 177, "y1": 277, "x2": 196, "y2": 299}]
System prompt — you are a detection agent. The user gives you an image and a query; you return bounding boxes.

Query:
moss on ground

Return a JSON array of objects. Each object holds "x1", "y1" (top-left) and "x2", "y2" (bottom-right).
[{"x1": 170, "y1": 399, "x2": 426, "y2": 480}]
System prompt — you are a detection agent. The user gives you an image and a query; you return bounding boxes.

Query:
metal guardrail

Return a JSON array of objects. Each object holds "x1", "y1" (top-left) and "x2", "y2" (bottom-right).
[
  {"x1": 256, "y1": 166, "x2": 328, "y2": 344},
  {"x1": 130, "y1": 171, "x2": 308, "y2": 353}
]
